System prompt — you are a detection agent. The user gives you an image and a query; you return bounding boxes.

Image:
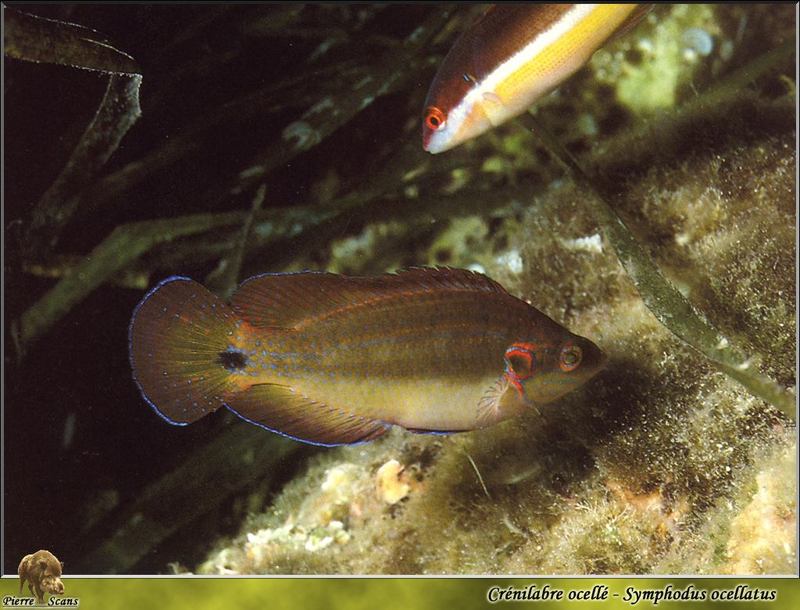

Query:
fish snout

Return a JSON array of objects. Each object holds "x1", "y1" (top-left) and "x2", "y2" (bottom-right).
[{"x1": 578, "y1": 336, "x2": 608, "y2": 380}]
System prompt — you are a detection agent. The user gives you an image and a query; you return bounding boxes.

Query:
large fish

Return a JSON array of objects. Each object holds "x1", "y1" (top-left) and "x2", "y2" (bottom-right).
[
  {"x1": 129, "y1": 268, "x2": 606, "y2": 446},
  {"x1": 423, "y1": 4, "x2": 644, "y2": 153}
]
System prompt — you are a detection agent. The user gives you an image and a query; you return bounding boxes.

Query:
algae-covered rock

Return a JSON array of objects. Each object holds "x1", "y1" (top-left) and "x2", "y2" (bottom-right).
[
  {"x1": 725, "y1": 440, "x2": 796, "y2": 574},
  {"x1": 654, "y1": 433, "x2": 796, "y2": 575},
  {"x1": 593, "y1": 4, "x2": 721, "y2": 113}
]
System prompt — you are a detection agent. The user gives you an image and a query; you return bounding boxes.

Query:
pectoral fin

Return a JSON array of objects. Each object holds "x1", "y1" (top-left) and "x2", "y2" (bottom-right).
[{"x1": 475, "y1": 375, "x2": 529, "y2": 428}]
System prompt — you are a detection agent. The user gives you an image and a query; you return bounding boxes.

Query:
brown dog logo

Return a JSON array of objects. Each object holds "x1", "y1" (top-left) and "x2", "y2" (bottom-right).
[{"x1": 17, "y1": 550, "x2": 65, "y2": 604}]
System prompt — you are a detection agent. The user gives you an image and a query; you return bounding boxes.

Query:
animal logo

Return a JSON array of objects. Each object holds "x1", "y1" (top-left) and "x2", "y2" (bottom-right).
[{"x1": 17, "y1": 550, "x2": 65, "y2": 604}]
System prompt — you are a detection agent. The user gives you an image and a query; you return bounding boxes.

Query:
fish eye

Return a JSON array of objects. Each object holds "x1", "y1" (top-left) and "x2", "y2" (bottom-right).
[
  {"x1": 424, "y1": 106, "x2": 447, "y2": 131},
  {"x1": 504, "y1": 345, "x2": 535, "y2": 380},
  {"x1": 559, "y1": 344, "x2": 583, "y2": 372}
]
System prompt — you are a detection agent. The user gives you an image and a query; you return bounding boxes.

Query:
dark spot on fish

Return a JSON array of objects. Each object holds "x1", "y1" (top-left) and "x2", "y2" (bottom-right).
[{"x1": 217, "y1": 348, "x2": 248, "y2": 372}]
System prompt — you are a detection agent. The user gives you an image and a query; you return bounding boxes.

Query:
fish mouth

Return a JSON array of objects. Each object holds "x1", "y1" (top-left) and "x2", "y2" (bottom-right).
[{"x1": 422, "y1": 128, "x2": 447, "y2": 154}]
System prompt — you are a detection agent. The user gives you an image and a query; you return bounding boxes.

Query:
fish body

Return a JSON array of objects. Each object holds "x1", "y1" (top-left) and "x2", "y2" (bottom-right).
[
  {"x1": 423, "y1": 4, "x2": 643, "y2": 153},
  {"x1": 129, "y1": 268, "x2": 605, "y2": 446}
]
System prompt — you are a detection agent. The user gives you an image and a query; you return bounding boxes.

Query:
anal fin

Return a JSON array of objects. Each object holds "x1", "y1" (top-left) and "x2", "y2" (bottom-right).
[{"x1": 226, "y1": 383, "x2": 389, "y2": 446}]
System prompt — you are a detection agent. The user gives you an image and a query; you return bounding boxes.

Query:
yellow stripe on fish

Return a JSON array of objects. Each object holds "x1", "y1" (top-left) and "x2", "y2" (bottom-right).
[
  {"x1": 129, "y1": 268, "x2": 606, "y2": 446},
  {"x1": 423, "y1": 4, "x2": 644, "y2": 153}
]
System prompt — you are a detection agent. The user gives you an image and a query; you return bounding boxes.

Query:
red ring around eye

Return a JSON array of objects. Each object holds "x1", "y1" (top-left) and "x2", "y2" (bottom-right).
[
  {"x1": 424, "y1": 106, "x2": 446, "y2": 131},
  {"x1": 559, "y1": 344, "x2": 582, "y2": 372}
]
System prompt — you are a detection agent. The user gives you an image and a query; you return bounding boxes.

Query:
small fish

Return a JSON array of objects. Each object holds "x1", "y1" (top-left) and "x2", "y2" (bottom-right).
[
  {"x1": 423, "y1": 4, "x2": 645, "y2": 153},
  {"x1": 129, "y1": 268, "x2": 606, "y2": 446}
]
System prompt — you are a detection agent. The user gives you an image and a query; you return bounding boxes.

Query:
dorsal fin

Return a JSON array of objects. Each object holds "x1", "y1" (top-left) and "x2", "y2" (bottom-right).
[
  {"x1": 225, "y1": 383, "x2": 389, "y2": 446},
  {"x1": 609, "y1": 4, "x2": 653, "y2": 44},
  {"x1": 230, "y1": 267, "x2": 508, "y2": 328}
]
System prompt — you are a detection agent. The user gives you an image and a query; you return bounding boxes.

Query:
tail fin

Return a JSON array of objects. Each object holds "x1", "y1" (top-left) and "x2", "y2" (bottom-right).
[{"x1": 129, "y1": 276, "x2": 243, "y2": 425}]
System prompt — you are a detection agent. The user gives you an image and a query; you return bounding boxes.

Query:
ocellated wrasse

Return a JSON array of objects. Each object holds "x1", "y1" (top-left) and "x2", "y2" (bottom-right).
[{"x1": 129, "y1": 268, "x2": 606, "y2": 446}]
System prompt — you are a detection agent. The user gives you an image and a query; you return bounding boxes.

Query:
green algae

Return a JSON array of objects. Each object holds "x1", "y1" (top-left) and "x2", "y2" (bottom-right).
[{"x1": 597, "y1": 5, "x2": 720, "y2": 113}]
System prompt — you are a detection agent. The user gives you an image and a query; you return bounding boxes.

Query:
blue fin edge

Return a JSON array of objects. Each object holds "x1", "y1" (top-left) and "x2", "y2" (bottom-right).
[
  {"x1": 224, "y1": 404, "x2": 389, "y2": 448},
  {"x1": 128, "y1": 275, "x2": 194, "y2": 427}
]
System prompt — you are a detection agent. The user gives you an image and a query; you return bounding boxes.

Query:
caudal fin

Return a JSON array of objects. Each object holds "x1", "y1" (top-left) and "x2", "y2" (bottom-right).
[{"x1": 129, "y1": 276, "x2": 243, "y2": 425}]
